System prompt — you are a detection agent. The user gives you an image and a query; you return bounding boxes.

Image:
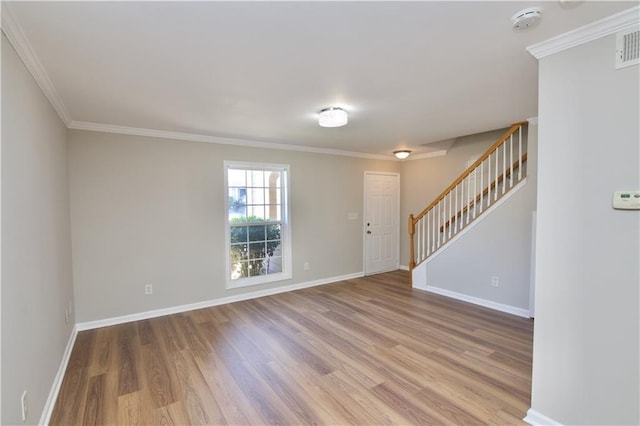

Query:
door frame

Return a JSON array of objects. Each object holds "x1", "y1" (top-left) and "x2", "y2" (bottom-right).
[{"x1": 363, "y1": 171, "x2": 401, "y2": 275}]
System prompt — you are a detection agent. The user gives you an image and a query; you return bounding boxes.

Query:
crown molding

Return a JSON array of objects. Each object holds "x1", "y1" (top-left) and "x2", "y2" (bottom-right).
[
  {"x1": 406, "y1": 150, "x2": 448, "y2": 161},
  {"x1": 68, "y1": 121, "x2": 397, "y2": 161},
  {"x1": 1, "y1": 3, "x2": 72, "y2": 125},
  {"x1": 527, "y1": 6, "x2": 640, "y2": 59}
]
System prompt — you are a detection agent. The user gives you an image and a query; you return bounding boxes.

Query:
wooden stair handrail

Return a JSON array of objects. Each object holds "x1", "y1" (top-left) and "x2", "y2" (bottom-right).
[
  {"x1": 439, "y1": 153, "x2": 527, "y2": 232},
  {"x1": 412, "y1": 121, "x2": 527, "y2": 225}
]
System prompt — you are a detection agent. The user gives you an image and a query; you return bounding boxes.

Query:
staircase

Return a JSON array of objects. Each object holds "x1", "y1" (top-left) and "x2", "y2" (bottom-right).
[{"x1": 408, "y1": 122, "x2": 529, "y2": 280}]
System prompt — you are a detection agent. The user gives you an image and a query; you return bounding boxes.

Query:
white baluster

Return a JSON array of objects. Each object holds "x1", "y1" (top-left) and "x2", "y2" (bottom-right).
[
  {"x1": 509, "y1": 134, "x2": 514, "y2": 188},
  {"x1": 418, "y1": 219, "x2": 422, "y2": 262},
  {"x1": 415, "y1": 219, "x2": 419, "y2": 262},
  {"x1": 423, "y1": 218, "x2": 427, "y2": 261},
  {"x1": 502, "y1": 143, "x2": 506, "y2": 194},
  {"x1": 448, "y1": 191, "x2": 452, "y2": 239},
  {"x1": 480, "y1": 160, "x2": 484, "y2": 213},
  {"x1": 437, "y1": 201, "x2": 441, "y2": 248},
  {"x1": 454, "y1": 184, "x2": 458, "y2": 233},
  {"x1": 487, "y1": 152, "x2": 492, "y2": 207},
  {"x1": 421, "y1": 214, "x2": 424, "y2": 259},
  {"x1": 432, "y1": 208, "x2": 436, "y2": 252},
  {"x1": 518, "y1": 126, "x2": 522, "y2": 181},
  {"x1": 441, "y1": 199, "x2": 445, "y2": 245},
  {"x1": 467, "y1": 176, "x2": 473, "y2": 225},
  {"x1": 472, "y1": 168, "x2": 477, "y2": 219},
  {"x1": 493, "y1": 147, "x2": 500, "y2": 201},
  {"x1": 428, "y1": 210, "x2": 431, "y2": 253},
  {"x1": 460, "y1": 179, "x2": 464, "y2": 228}
]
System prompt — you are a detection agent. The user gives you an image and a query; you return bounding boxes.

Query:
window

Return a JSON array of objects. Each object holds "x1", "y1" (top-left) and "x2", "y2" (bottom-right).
[{"x1": 224, "y1": 161, "x2": 291, "y2": 288}]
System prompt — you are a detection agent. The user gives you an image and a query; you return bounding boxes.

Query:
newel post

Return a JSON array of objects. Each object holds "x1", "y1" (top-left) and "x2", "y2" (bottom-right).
[{"x1": 408, "y1": 214, "x2": 415, "y2": 287}]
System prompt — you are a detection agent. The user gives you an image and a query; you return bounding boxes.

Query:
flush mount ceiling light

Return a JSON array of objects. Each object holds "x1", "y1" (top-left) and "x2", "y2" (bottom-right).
[
  {"x1": 511, "y1": 7, "x2": 543, "y2": 30},
  {"x1": 394, "y1": 150, "x2": 412, "y2": 159},
  {"x1": 318, "y1": 107, "x2": 348, "y2": 128}
]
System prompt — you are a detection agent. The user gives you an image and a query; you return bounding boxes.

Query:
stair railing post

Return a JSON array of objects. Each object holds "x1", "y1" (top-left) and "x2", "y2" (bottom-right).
[{"x1": 408, "y1": 214, "x2": 416, "y2": 286}]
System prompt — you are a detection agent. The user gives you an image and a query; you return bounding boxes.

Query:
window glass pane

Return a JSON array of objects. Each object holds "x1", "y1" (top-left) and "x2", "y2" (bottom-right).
[
  {"x1": 265, "y1": 256, "x2": 282, "y2": 274},
  {"x1": 230, "y1": 206, "x2": 247, "y2": 221},
  {"x1": 247, "y1": 205, "x2": 265, "y2": 220},
  {"x1": 228, "y1": 169, "x2": 246, "y2": 187},
  {"x1": 230, "y1": 243, "x2": 248, "y2": 260},
  {"x1": 266, "y1": 240, "x2": 281, "y2": 257},
  {"x1": 248, "y1": 188, "x2": 265, "y2": 205},
  {"x1": 231, "y1": 260, "x2": 249, "y2": 280},
  {"x1": 248, "y1": 225, "x2": 266, "y2": 242},
  {"x1": 228, "y1": 188, "x2": 247, "y2": 220},
  {"x1": 265, "y1": 205, "x2": 280, "y2": 221},
  {"x1": 265, "y1": 186, "x2": 277, "y2": 206},
  {"x1": 248, "y1": 170, "x2": 264, "y2": 187},
  {"x1": 267, "y1": 171, "x2": 281, "y2": 188},
  {"x1": 249, "y1": 242, "x2": 266, "y2": 260},
  {"x1": 266, "y1": 224, "x2": 281, "y2": 242},
  {"x1": 230, "y1": 226, "x2": 247, "y2": 243},
  {"x1": 248, "y1": 260, "x2": 263, "y2": 277}
]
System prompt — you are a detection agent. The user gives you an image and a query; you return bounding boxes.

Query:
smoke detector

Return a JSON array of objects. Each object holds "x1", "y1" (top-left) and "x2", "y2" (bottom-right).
[{"x1": 512, "y1": 7, "x2": 543, "y2": 30}]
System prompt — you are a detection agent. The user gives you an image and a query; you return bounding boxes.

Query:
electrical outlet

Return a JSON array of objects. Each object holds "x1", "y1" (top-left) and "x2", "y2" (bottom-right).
[
  {"x1": 145, "y1": 284, "x2": 153, "y2": 295},
  {"x1": 303, "y1": 262, "x2": 310, "y2": 271},
  {"x1": 64, "y1": 308, "x2": 69, "y2": 324},
  {"x1": 21, "y1": 391, "x2": 28, "y2": 422},
  {"x1": 491, "y1": 276, "x2": 500, "y2": 287}
]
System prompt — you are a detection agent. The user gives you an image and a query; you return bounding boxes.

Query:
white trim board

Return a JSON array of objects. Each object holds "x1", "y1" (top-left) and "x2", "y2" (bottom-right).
[
  {"x1": 1, "y1": 3, "x2": 72, "y2": 125},
  {"x1": 523, "y1": 408, "x2": 564, "y2": 426},
  {"x1": 39, "y1": 326, "x2": 78, "y2": 426},
  {"x1": 405, "y1": 150, "x2": 448, "y2": 161},
  {"x1": 76, "y1": 272, "x2": 363, "y2": 331},
  {"x1": 414, "y1": 284, "x2": 530, "y2": 318},
  {"x1": 69, "y1": 121, "x2": 399, "y2": 161},
  {"x1": 527, "y1": 6, "x2": 640, "y2": 59}
]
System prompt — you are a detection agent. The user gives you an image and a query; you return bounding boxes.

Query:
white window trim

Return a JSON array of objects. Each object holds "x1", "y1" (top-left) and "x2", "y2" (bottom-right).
[{"x1": 224, "y1": 161, "x2": 292, "y2": 289}]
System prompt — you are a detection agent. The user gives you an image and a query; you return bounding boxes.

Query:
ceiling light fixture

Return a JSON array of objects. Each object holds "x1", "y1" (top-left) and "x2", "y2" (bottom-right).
[
  {"x1": 394, "y1": 150, "x2": 411, "y2": 159},
  {"x1": 318, "y1": 107, "x2": 348, "y2": 128}
]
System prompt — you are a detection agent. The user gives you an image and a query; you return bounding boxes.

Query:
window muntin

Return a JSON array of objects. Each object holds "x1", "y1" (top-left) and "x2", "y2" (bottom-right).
[{"x1": 225, "y1": 162, "x2": 290, "y2": 287}]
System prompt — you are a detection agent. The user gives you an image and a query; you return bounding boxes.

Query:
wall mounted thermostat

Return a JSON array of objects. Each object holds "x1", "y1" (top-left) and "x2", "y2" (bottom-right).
[{"x1": 612, "y1": 191, "x2": 640, "y2": 210}]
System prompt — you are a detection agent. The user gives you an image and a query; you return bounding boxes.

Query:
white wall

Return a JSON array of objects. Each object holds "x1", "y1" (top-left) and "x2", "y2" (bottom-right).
[
  {"x1": 68, "y1": 129, "x2": 400, "y2": 323},
  {"x1": 1, "y1": 35, "x2": 75, "y2": 425},
  {"x1": 531, "y1": 33, "x2": 639, "y2": 424}
]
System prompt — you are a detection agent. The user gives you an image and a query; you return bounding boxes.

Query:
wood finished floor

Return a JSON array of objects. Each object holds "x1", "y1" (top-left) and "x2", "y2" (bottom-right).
[{"x1": 51, "y1": 271, "x2": 534, "y2": 425}]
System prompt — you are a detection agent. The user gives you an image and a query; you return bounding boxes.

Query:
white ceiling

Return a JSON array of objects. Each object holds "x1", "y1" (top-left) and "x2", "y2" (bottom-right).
[{"x1": 3, "y1": 1, "x2": 635, "y2": 158}]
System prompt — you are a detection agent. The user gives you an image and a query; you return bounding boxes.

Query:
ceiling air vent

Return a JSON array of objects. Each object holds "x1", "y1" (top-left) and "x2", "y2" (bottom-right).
[{"x1": 616, "y1": 29, "x2": 640, "y2": 69}]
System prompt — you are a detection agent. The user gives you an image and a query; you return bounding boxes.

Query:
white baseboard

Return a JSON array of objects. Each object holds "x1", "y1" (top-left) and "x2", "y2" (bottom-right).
[
  {"x1": 399, "y1": 264, "x2": 410, "y2": 271},
  {"x1": 39, "y1": 325, "x2": 78, "y2": 426},
  {"x1": 76, "y1": 272, "x2": 364, "y2": 331},
  {"x1": 415, "y1": 284, "x2": 530, "y2": 318},
  {"x1": 523, "y1": 408, "x2": 563, "y2": 426}
]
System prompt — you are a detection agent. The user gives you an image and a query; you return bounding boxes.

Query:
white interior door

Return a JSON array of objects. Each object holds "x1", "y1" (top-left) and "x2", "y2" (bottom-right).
[{"x1": 364, "y1": 172, "x2": 400, "y2": 275}]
